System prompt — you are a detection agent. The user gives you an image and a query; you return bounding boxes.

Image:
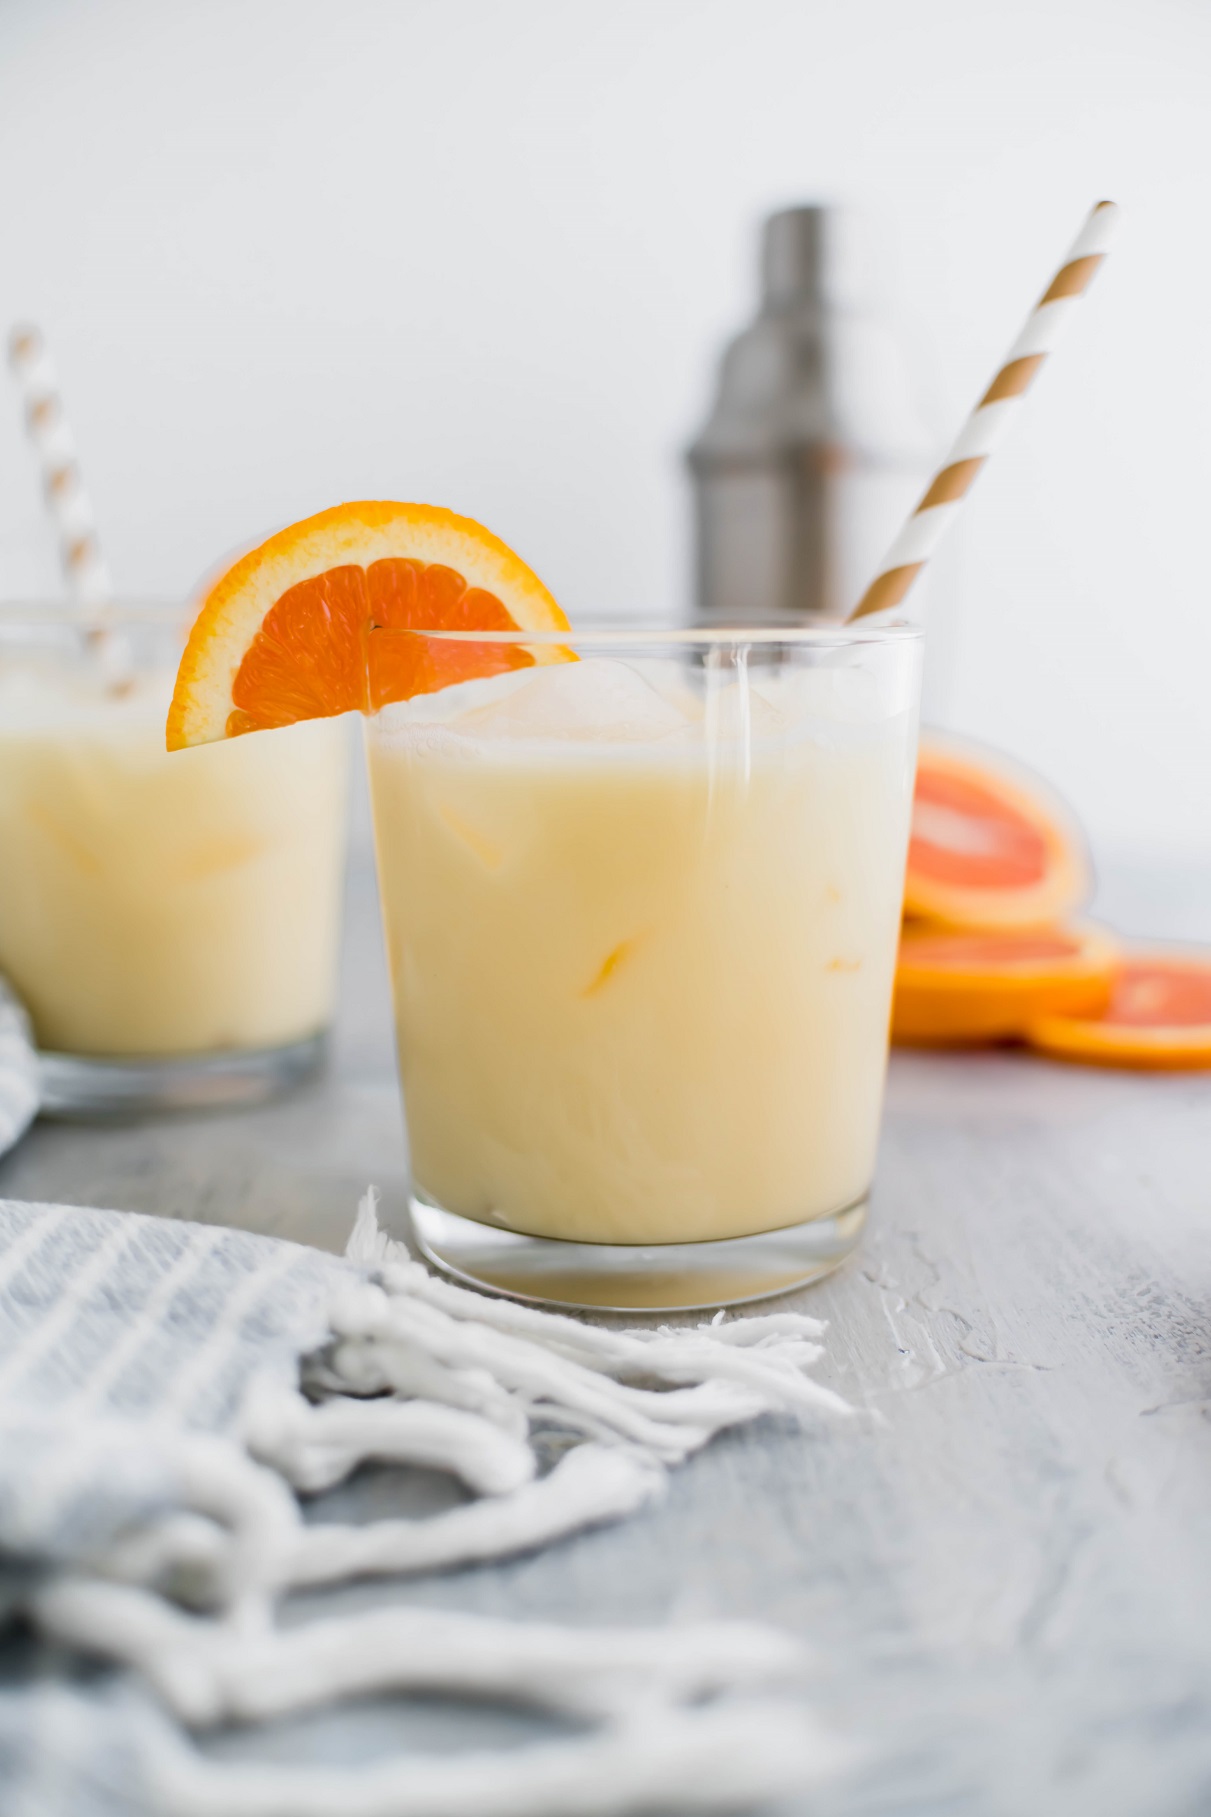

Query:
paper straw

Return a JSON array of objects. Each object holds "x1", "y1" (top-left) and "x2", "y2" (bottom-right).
[
  {"x1": 7, "y1": 323, "x2": 114, "y2": 610},
  {"x1": 849, "y1": 200, "x2": 1119, "y2": 623}
]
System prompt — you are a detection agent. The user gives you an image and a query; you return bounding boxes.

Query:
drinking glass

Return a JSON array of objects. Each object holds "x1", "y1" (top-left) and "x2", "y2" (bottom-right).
[
  {"x1": 0, "y1": 603, "x2": 348, "y2": 1114},
  {"x1": 365, "y1": 621, "x2": 920, "y2": 1311}
]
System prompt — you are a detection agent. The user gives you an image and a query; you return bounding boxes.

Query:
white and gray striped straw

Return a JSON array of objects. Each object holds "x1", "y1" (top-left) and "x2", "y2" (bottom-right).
[
  {"x1": 849, "y1": 200, "x2": 1119, "y2": 622},
  {"x1": 6, "y1": 323, "x2": 114, "y2": 610}
]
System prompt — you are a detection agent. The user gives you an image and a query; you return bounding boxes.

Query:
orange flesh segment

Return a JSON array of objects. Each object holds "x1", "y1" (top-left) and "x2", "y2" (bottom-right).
[
  {"x1": 1095, "y1": 959, "x2": 1211, "y2": 1028},
  {"x1": 892, "y1": 924, "x2": 1118, "y2": 1047},
  {"x1": 228, "y1": 558, "x2": 532, "y2": 735},
  {"x1": 904, "y1": 739, "x2": 1087, "y2": 930},
  {"x1": 1027, "y1": 955, "x2": 1211, "y2": 1070},
  {"x1": 910, "y1": 770, "x2": 1050, "y2": 891}
]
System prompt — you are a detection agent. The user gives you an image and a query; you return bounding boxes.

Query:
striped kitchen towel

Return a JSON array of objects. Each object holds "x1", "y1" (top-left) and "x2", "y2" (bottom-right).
[
  {"x1": 0, "y1": 979, "x2": 38, "y2": 1159},
  {"x1": 0, "y1": 1193, "x2": 849, "y2": 1815}
]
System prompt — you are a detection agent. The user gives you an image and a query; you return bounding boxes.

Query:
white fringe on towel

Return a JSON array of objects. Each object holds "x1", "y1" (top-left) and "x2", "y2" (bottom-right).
[
  {"x1": 36, "y1": 1190, "x2": 851, "y2": 1814},
  {"x1": 35, "y1": 1575, "x2": 808, "y2": 1726},
  {"x1": 137, "y1": 1695, "x2": 843, "y2": 1817}
]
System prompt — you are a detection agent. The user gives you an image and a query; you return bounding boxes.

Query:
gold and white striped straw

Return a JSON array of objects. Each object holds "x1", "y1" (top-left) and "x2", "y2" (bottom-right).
[
  {"x1": 6, "y1": 322, "x2": 114, "y2": 610},
  {"x1": 849, "y1": 200, "x2": 1119, "y2": 623}
]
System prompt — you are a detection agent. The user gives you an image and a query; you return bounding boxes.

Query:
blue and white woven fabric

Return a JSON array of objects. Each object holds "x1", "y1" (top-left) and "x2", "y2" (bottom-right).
[
  {"x1": 0, "y1": 980, "x2": 38, "y2": 1160},
  {"x1": 0, "y1": 1193, "x2": 848, "y2": 1815}
]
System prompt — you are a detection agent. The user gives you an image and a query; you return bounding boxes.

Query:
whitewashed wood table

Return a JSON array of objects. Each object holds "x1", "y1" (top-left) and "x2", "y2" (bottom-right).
[{"x1": 2, "y1": 860, "x2": 1209, "y2": 1816}]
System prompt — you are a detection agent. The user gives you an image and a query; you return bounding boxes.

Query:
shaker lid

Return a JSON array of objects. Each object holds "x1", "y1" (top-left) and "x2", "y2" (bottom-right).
[
  {"x1": 762, "y1": 207, "x2": 824, "y2": 309},
  {"x1": 689, "y1": 204, "x2": 933, "y2": 463},
  {"x1": 761, "y1": 205, "x2": 873, "y2": 313}
]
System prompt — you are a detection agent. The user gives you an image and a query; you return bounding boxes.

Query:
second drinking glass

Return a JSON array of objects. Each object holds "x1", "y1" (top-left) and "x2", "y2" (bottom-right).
[{"x1": 0, "y1": 603, "x2": 348, "y2": 1114}]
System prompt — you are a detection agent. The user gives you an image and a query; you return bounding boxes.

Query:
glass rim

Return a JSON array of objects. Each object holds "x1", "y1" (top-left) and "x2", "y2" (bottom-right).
[
  {"x1": 366, "y1": 619, "x2": 922, "y2": 648},
  {"x1": 0, "y1": 603, "x2": 921, "y2": 646}
]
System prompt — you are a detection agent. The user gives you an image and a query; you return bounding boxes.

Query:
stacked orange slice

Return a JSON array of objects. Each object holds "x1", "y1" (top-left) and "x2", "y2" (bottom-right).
[
  {"x1": 167, "y1": 500, "x2": 570, "y2": 750},
  {"x1": 894, "y1": 735, "x2": 1211, "y2": 1069},
  {"x1": 1029, "y1": 954, "x2": 1211, "y2": 1070},
  {"x1": 905, "y1": 736, "x2": 1088, "y2": 931},
  {"x1": 893, "y1": 924, "x2": 1118, "y2": 1047}
]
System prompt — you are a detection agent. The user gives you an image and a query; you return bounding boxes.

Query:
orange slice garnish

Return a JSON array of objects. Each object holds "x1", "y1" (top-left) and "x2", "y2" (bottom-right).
[
  {"x1": 906, "y1": 735, "x2": 1089, "y2": 931},
  {"x1": 167, "y1": 500, "x2": 570, "y2": 749},
  {"x1": 891, "y1": 923, "x2": 1118, "y2": 1047},
  {"x1": 1027, "y1": 951, "x2": 1211, "y2": 1070}
]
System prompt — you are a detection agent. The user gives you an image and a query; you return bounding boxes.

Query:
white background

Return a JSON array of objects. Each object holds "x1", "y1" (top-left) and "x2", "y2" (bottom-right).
[{"x1": 1, "y1": 0, "x2": 1208, "y2": 867}]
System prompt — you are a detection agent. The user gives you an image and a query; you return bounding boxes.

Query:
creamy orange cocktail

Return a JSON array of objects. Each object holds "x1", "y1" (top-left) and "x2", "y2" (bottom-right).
[
  {"x1": 366, "y1": 642, "x2": 919, "y2": 1245},
  {"x1": 164, "y1": 502, "x2": 920, "y2": 1300},
  {"x1": 0, "y1": 611, "x2": 346, "y2": 1071}
]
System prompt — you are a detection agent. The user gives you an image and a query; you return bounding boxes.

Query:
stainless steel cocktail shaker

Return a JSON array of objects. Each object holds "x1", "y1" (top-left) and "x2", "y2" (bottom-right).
[{"x1": 687, "y1": 206, "x2": 933, "y2": 623}]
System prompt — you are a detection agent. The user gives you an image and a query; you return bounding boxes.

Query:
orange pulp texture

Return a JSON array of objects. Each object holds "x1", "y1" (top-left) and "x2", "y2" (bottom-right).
[
  {"x1": 910, "y1": 768, "x2": 1050, "y2": 891},
  {"x1": 905, "y1": 739, "x2": 1088, "y2": 931},
  {"x1": 228, "y1": 559, "x2": 532, "y2": 736}
]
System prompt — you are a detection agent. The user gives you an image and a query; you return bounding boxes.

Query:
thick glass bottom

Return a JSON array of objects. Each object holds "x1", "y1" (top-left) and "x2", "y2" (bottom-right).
[
  {"x1": 408, "y1": 1190, "x2": 868, "y2": 1313},
  {"x1": 38, "y1": 1030, "x2": 328, "y2": 1119}
]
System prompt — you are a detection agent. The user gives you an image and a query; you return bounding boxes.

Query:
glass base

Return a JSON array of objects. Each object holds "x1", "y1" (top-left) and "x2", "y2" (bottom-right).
[
  {"x1": 37, "y1": 1030, "x2": 328, "y2": 1119},
  {"x1": 408, "y1": 1191, "x2": 867, "y2": 1313}
]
